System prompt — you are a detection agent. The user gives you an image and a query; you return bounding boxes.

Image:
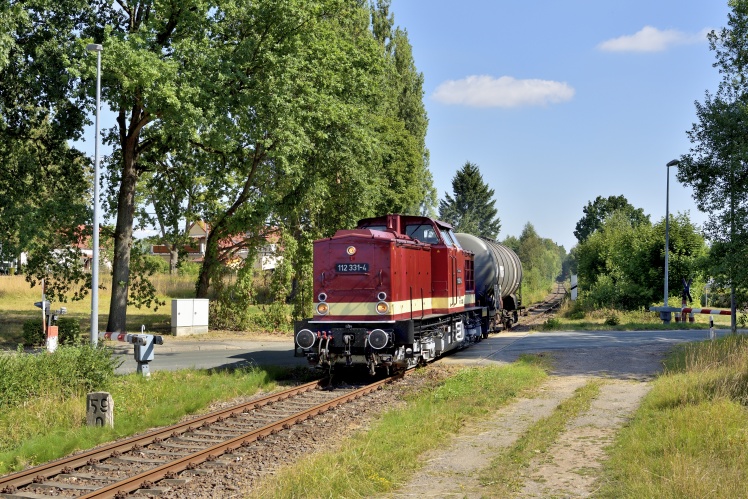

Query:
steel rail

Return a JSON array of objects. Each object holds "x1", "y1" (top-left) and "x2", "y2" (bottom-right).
[
  {"x1": 79, "y1": 374, "x2": 399, "y2": 498},
  {"x1": 0, "y1": 379, "x2": 322, "y2": 491}
]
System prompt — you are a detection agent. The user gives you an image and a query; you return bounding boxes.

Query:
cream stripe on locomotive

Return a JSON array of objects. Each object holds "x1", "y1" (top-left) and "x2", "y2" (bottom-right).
[{"x1": 315, "y1": 292, "x2": 476, "y2": 317}]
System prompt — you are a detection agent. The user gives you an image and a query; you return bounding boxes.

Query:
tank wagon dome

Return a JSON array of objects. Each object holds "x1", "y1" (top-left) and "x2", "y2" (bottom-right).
[{"x1": 455, "y1": 233, "x2": 522, "y2": 299}]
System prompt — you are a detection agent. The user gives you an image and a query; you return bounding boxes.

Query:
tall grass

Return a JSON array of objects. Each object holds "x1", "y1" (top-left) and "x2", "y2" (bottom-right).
[
  {"x1": 539, "y1": 299, "x2": 732, "y2": 332},
  {"x1": 0, "y1": 345, "x2": 120, "y2": 409},
  {"x1": 597, "y1": 335, "x2": 748, "y2": 497}
]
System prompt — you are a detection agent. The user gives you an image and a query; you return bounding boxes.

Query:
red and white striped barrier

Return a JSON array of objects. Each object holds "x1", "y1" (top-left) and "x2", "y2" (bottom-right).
[
  {"x1": 101, "y1": 332, "x2": 148, "y2": 346},
  {"x1": 681, "y1": 308, "x2": 733, "y2": 316}
]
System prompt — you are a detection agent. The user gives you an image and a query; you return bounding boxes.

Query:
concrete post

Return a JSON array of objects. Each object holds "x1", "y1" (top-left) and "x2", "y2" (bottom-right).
[{"x1": 87, "y1": 392, "x2": 114, "y2": 427}]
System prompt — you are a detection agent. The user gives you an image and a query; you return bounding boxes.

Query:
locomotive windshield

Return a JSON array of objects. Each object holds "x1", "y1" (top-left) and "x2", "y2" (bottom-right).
[{"x1": 405, "y1": 224, "x2": 440, "y2": 244}]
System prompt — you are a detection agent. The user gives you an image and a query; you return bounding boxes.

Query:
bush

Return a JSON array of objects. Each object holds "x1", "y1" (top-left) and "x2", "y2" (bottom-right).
[
  {"x1": 542, "y1": 317, "x2": 561, "y2": 331},
  {"x1": 604, "y1": 314, "x2": 620, "y2": 326},
  {"x1": 58, "y1": 318, "x2": 81, "y2": 345},
  {"x1": 144, "y1": 254, "x2": 170, "y2": 274},
  {"x1": 0, "y1": 345, "x2": 121, "y2": 409},
  {"x1": 209, "y1": 299, "x2": 292, "y2": 333},
  {"x1": 22, "y1": 319, "x2": 44, "y2": 347},
  {"x1": 565, "y1": 300, "x2": 586, "y2": 320},
  {"x1": 177, "y1": 261, "x2": 201, "y2": 277},
  {"x1": 22, "y1": 318, "x2": 81, "y2": 346}
]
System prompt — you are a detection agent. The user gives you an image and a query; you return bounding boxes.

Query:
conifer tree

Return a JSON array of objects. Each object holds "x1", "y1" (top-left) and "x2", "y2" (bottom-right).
[{"x1": 438, "y1": 161, "x2": 501, "y2": 239}]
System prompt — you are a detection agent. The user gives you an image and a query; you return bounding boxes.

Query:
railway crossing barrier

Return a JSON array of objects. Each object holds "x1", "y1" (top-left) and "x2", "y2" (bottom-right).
[
  {"x1": 100, "y1": 326, "x2": 164, "y2": 376},
  {"x1": 650, "y1": 305, "x2": 733, "y2": 326},
  {"x1": 34, "y1": 299, "x2": 67, "y2": 353}
]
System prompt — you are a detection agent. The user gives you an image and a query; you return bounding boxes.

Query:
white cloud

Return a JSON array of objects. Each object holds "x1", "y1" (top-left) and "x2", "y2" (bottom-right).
[
  {"x1": 598, "y1": 26, "x2": 710, "y2": 53},
  {"x1": 432, "y1": 75, "x2": 575, "y2": 108}
]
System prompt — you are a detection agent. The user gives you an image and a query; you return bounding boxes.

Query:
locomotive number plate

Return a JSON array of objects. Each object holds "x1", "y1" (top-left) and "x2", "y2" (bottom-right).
[{"x1": 335, "y1": 263, "x2": 369, "y2": 273}]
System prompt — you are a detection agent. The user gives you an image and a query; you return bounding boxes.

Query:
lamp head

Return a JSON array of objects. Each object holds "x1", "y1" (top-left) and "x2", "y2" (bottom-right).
[
  {"x1": 666, "y1": 159, "x2": 680, "y2": 167},
  {"x1": 86, "y1": 43, "x2": 103, "y2": 52}
]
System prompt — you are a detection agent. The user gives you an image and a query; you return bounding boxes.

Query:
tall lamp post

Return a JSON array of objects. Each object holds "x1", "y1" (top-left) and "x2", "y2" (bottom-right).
[
  {"x1": 86, "y1": 43, "x2": 103, "y2": 347},
  {"x1": 664, "y1": 159, "x2": 680, "y2": 319}
]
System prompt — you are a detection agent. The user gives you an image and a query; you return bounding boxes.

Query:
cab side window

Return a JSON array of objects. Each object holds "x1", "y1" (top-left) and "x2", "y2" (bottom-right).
[{"x1": 443, "y1": 229, "x2": 462, "y2": 249}]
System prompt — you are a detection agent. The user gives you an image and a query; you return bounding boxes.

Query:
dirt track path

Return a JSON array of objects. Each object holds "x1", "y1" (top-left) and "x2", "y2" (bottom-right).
[{"x1": 380, "y1": 345, "x2": 666, "y2": 499}]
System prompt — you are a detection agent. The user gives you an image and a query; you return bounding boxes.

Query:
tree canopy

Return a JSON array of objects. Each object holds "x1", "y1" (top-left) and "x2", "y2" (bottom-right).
[
  {"x1": 574, "y1": 195, "x2": 649, "y2": 243},
  {"x1": 503, "y1": 223, "x2": 565, "y2": 303},
  {"x1": 438, "y1": 161, "x2": 501, "y2": 239},
  {"x1": 0, "y1": 0, "x2": 91, "y2": 301}
]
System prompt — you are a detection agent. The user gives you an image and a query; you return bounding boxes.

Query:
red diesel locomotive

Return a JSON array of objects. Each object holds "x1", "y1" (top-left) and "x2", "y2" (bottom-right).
[{"x1": 294, "y1": 214, "x2": 522, "y2": 374}]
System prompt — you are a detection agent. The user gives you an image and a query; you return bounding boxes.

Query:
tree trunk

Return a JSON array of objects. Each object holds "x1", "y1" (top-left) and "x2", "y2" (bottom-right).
[
  {"x1": 106, "y1": 155, "x2": 139, "y2": 333},
  {"x1": 106, "y1": 107, "x2": 146, "y2": 333},
  {"x1": 170, "y1": 246, "x2": 179, "y2": 275},
  {"x1": 196, "y1": 227, "x2": 224, "y2": 298}
]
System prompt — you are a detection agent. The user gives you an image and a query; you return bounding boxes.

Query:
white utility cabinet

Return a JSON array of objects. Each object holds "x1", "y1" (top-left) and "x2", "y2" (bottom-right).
[{"x1": 171, "y1": 299, "x2": 210, "y2": 336}]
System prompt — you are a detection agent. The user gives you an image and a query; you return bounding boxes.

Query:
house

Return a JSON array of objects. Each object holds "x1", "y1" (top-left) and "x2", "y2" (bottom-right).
[
  {"x1": 73, "y1": 225, "x2": 112, "y2": 272},
  {"x1": 150, "y1": 221, "x2": 280, "y2": 271}
]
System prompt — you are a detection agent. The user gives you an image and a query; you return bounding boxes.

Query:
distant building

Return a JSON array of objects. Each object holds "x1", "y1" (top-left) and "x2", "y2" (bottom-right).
[{"x1": 150, "y1": 221, "x2": 281, "y2": 271}]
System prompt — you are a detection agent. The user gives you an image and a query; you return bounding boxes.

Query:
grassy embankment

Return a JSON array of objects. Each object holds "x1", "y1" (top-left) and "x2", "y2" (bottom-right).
[
  {"x1": 0, "y1": 274, "x2": 194, "y2": 346},
  {"x1": 596, "y1": 334, "x2": 748, "y2": 498},
  {"x1": 0, "y1": 274, "x2": 289, "y2": 347}
]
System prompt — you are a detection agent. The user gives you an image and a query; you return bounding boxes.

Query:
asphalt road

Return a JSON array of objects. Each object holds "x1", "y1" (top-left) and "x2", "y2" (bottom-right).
[
  {"x1": 111, "y1": 328, "x2": 744, "y2": 376},
  {"x1": 112, "y1": 338, "x2": 307, "y2": 375}
]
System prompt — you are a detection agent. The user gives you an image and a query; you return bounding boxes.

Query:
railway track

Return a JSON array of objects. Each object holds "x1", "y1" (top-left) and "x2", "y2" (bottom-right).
[
  {"x1": 516, "y1": 281, "x2": 567, "y2": 330},
  {"x1": 0, "y1": 375, "x2": 400, "y2": 498}
]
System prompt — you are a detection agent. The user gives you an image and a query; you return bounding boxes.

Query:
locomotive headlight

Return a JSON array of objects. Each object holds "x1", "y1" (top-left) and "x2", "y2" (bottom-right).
[
  {"x1": 346, "y1": 245, "x2": 356, "y2": 255},
  {"x1": 316, "y1": 302, "x2": 329, "y2": 315},
  {"x1": 318, "y1": 292, "x2": 327, "y2": 302},
  {"x1": 376, "y1": 301, "x2": 389, "y2": 314}
]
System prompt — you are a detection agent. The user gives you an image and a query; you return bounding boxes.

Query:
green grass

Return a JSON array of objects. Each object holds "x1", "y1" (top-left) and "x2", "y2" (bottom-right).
[
  {"x1": 479, "y1": 380, "x2": 601, "y2": 495},
  {"x1": 250, "y1": 357, "x2": 549, "y2": 498},
  {"x1": 538, "y1": 300, "x2": 737, "y2": 332},
  {"x1": 596, "y1": 335, "x2": 748, "y2": 498},
  {"x1": 0, "y1": 364, "x2": 305, "y2": 474}
]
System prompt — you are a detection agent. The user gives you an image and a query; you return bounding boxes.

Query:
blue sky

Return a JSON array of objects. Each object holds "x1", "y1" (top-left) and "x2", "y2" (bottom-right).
[{"x1": 392, "y1": 0, "x2": 732, "y2": 250}]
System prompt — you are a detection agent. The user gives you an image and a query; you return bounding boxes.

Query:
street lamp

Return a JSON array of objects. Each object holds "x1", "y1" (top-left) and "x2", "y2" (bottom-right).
[
  {"x1": 86, "y1": 43, "x2": 103, "y2": 347},
  {"x1": 664, "y1": 159, "x2": 680, "y2": 316}
]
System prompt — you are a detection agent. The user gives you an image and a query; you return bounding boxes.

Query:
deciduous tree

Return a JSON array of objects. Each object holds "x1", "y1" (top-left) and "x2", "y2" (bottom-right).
[
  {"x1": 574, "y1": 195, "x2": 649, "y2": 243},
  {"x1": 0, "y1": 0, "x2": 91, "y2": 301},
  {"x1": 677, "y1": 0, "x2": 748, "y2": 331}
]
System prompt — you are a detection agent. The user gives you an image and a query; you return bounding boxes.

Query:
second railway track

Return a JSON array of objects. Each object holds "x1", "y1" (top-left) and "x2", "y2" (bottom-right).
[
  {"x1": 0, "y1": 375, "x2": 401, "y2": 499},
  {"x1": 515, "y1": 281, "x2": 567, "y2": 330}
]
